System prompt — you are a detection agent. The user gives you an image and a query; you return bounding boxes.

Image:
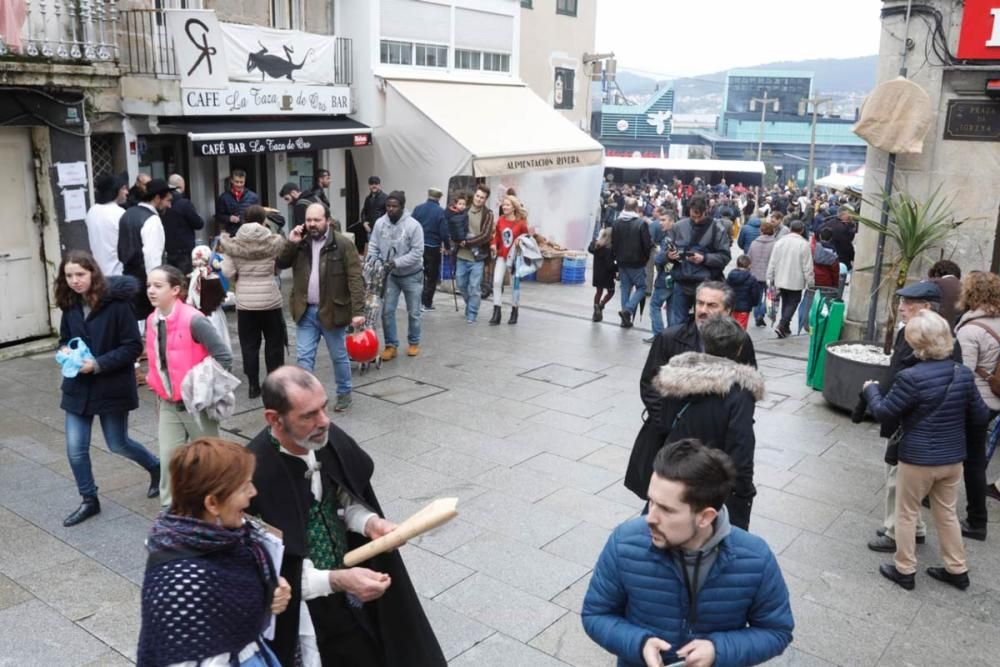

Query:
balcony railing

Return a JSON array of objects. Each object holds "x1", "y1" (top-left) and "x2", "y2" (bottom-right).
[{"x1": 0, "y1": 0, "x2": 119, "y2": 62}]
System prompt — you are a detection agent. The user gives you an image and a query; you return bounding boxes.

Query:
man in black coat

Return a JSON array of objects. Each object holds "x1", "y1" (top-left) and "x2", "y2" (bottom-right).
[
  {"x1": 626, "y1": 281, "x2": 757, "y2": 500},
  {"x1": 819, "y1": 205, "x2": 857, "y2": 269},
  {"x1": 351, "y1": 176, "x2": 388, "y2": 253},
  {"x1": 611, "y1": 197, "x2": 653, "y2": 328},
  {"x1": 247, "y1": 366, "x2": 445, "y2": 667},
  {"x1": 162, "y1": 174, "x2": 204, "y2": 273}
]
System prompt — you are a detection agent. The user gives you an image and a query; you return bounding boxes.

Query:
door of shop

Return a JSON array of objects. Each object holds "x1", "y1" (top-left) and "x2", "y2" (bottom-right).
[{"x1": 0, "y1": 128, "x2": 50, "y2": 344}]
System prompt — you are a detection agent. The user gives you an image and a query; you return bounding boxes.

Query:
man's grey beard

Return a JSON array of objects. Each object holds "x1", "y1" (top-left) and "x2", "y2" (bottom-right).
[{"x1": 283, "y1": 421, "x2": 328, "y2": 451}]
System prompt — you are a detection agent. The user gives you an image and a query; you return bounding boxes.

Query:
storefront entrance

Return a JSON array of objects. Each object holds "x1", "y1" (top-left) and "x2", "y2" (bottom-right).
[{"x1": 228, "y1": 154, "x2": 271, "y2": 206}]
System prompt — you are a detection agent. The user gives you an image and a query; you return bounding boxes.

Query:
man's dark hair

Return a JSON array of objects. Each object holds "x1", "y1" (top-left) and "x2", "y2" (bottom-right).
[
  {"x1": 819, "y1": 227, "x2": 833, "y2": 241},
  {"x1": 279, "y1": 182, "x2": 300, "y2": 197},
  {"x1": 789, "y1": 220, "x2": 805, "y2": 235},
  {"x1": 231, "y1": 168, "x2": 247, "y2": 179},
  {"x1": 475, "y1": 183, "x2": 491, "y2": 198},
  {"x1": 653, "y1": 439, "x2": 736, "y2": 512},
  {"x1": 315, "y1": 169, "x2": 330, "y2": 179},
  {"x1": 262, "y1": 367, "x2": 320, "y2": 416},
  {"x1": 696, "y1": 280, "x2": 734, "y2": 310},
  {"x1": 688, "y1": 195, "x2": 708, "y2": 214},
  {"x1": 700, "y1": 315, "x2": 744, "y2": 360},
  {"x1": 928, "y1": 259, "x2": 961, "y2": 279}
]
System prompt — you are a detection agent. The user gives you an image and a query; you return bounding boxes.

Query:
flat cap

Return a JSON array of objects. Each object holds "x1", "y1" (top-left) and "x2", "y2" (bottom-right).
[{"x1": 896, "y1": 281, "x2": 941, "y2": 302}]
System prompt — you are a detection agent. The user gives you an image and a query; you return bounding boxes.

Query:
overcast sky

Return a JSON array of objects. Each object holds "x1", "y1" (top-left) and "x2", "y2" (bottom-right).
[{"x1": 594, "y1": 0, "x2": 884, "y2": 78}]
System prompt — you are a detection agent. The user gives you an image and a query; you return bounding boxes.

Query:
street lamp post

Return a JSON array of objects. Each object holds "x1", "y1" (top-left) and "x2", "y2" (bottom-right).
[
  {"x1": 749, "y1": 92, "x2": 780, "y2": 162},
  {"x1": 799, "y1": 95, "x2": 834, "y2": 191}
]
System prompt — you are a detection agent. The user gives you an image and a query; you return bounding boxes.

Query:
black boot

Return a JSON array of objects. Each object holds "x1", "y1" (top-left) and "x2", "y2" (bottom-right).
[
  {"x1": 592, "y1": 304, "x2": 602, "y2": 322},
  {"x1": 489, "y1": 305, "x2": 502, "y2": 325},
  {"x1": 147, "y1": 464, "x2": 161, "y2": 499},
  {"x1": 508, "y1": 307, "x2": 518, "y2": 325},
  {"x1": 248, "y1": 381, "x2": 261, "y2": 400},
  {"x1": 63, "y1": 495, "x2": 101, "y2": 527}
]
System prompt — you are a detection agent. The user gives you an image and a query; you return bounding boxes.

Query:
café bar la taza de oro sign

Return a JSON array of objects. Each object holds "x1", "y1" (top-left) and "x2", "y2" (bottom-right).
[{"x1": 166, "y1": 10, "x2": 351, "y2": 116}]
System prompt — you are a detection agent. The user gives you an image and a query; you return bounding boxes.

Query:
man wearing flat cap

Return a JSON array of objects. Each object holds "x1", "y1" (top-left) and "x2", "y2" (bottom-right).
[
  {"x1": 412, "y1": 188, "x2": 450, "y2": 311},
  {"x1": 867, "y1": 280, "x2": 963, "y2": 553},
  {"x1": 367, "y1": 191, "x2": 424, "y2": 360}
]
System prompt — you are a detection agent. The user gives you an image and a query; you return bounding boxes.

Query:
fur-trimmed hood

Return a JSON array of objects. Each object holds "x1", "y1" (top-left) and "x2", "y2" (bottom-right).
[
  {"x1": 219, "y1": 223, "x2": 285, "y2": 260},
  {"x1": 653, "y1": 352, "x2": 766, "y2": 401}
]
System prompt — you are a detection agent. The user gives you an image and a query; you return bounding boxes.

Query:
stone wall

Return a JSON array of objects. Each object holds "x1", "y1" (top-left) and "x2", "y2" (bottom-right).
[
  {"x1": 206, "y1": 0, "x2": 271, "y2": 27},
  {"x1": 844, "y1": 0, "x2": 1000, "y2": 340}
]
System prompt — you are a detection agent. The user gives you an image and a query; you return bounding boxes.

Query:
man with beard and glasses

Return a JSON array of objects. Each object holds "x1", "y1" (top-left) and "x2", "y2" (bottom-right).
[
  {"x1": 247, "y1": 367, "x2": 446, "y2": 667},
  {"x1": 279, "y1": 203, "x2": 366, "y2": 412},
  {"x1": 583, "y1": 439, "x2": 793, "y2": 667}
]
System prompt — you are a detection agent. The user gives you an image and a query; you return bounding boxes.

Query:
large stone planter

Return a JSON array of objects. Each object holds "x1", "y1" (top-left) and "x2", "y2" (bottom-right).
[{"x1": 822, "y1": 341, "x2": 893, "y2": 412}]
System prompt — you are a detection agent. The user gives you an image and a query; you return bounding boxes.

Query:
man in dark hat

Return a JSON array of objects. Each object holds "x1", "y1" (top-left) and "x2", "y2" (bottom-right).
[
  {"x1": 354, "y1": 176, "x2": 387, "y2": 253},
  {"x1": 366, "y1": 191, "x2": 424, "y2": 360},
  {"x1": 85, "y1": 173, "x2": 128, "y2": 276},
  {"x1": 411, "y1": 187, "x2": 450, "y2": 311},
  {"x1": 868, "y1": 281, "x2": 963, "y2": 552}
]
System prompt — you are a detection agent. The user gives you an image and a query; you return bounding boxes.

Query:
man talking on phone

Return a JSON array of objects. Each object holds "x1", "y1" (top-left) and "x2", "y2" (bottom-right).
[{"x1": 583, "y1": 439, "x2": 793, "y2": 667}]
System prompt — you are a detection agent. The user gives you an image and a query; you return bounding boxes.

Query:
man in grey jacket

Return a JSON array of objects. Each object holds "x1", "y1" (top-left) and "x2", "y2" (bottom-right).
[{"x1": 367, "y1": 191, "x2": 424, "y2": 360}]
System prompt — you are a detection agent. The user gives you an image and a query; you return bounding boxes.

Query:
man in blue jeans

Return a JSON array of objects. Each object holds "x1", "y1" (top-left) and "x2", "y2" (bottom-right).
[
  {"x1": 453, "y1": 185, "x2": 496, "y2": 323},
  {"x1": 279, "y1": 203, "x2": 366, "y2": 412},
  {"x1": 644, "y1": 210, "x2": 676, "y2": 343},
  {"x1": 611, "y1": 197, "x2": 653, "y2": 328},
  {"x1": 367, "y1": 191, "x2": 425, "y2": 358}
]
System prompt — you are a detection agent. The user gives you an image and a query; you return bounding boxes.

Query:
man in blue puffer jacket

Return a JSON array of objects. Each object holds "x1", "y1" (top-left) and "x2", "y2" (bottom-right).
[{"x1": 583, "y1": 439, "x2": 793, "y2": 667}]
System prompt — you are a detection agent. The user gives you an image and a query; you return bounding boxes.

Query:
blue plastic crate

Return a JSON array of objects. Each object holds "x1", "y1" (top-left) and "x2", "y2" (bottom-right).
[{"x1": 560, "y1": 255, "x2": 587, "y2": 284}]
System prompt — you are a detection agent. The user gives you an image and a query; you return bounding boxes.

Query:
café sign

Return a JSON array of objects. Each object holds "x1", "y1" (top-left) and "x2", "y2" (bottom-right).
[
  {"x1": 182, "y1": 82, "x2": 351, "y2": 116},
  {"x1": 958, "y1": 0, "x2": 1000, "y2": 60},
  {"x1": 193, "y1": 131, "x2": 372, "y2": 157}
]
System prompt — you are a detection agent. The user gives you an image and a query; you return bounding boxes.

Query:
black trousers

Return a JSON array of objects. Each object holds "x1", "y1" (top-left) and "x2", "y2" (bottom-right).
[
  {"x1": 237, "y1": 308, "x2": 286, "y2": 388},
  {"x1": 422, "y1": 247, "x2": 442, "y2": 307},
  {"x1": 964, "y1": 413, "x2": 995, "y2": 528},
  {"x1": 165, "y1": 249, "x2": 193, "y2": 275},
  {"x1": 313, "y1": 595, "x2": 384, "y2": 667},
  {"x1": 778, "y1": 288, "x2": 803, "y2": 333}
]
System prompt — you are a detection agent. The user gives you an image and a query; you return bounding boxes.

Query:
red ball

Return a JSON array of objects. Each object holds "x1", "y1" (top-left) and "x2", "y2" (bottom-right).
[{"x1": 346, "y1": 329, "x2": 379, "y2": 363}]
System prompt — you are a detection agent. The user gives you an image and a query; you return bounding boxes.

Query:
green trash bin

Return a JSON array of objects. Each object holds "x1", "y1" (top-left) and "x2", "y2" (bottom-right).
[{"x1": 806, "y1": 293, "x2": 845, "y2": 390}]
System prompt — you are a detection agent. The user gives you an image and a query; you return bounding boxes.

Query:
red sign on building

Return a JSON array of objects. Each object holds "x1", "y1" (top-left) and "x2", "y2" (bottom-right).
[{"x1": 958, "y1": 0, "x2": 1000, "y2": 60}]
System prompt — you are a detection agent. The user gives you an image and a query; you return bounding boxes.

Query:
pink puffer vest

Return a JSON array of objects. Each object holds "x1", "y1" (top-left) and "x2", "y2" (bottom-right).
[{"x1": 146, "y1": 301, "x2": 209, "y2": 402}]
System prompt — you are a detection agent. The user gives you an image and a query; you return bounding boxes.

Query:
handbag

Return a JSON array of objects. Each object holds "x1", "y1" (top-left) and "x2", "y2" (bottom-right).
[
  {"x1": 962, "y1": 320, "x2": 1000, "y2": 398},
  {"x1": 884, "y1": 365, "x2": 959, "y2": 465}
]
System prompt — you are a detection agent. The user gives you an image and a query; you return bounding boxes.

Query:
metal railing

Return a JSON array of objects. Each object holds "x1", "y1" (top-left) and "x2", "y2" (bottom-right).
[
  {"x1": 0, "y1": 0, "x2": 119, "y2": 62},
  {"x1": 334, "y1": 36, "x2": 352, "y2": 86},
  {"x1": 119, "y1": 9, "x2": 176, "y2": 77}
]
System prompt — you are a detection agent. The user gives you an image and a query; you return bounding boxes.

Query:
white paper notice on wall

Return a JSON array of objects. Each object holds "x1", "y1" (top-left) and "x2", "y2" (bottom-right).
[
  {"x1": 56, "y1": 161, "x2": 88, "y2": 187},
  {"x1": 63, "y1": 189, "x2": 88, "y2": 222}
]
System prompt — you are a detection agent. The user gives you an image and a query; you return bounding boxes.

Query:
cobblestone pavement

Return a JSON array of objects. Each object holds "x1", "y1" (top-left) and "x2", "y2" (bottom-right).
[{"x1": 2, "y1": 279, "x2": 999, "y2": 666}]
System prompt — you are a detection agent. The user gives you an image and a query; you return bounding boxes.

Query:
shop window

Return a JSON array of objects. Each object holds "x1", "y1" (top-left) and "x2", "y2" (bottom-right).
[
  {"x1": 483, "y1": 51, "x2": 510, "y2": 73},
  {"x1": 521, "y1": 0, "x2": 532, "y2": 7},
  {"x1": 455, "y1": 49, "x2": 481, "y2": 70},
  {"x1": 380, "y1": 40, "x2": 413, "y2": 65},
  {"x1": 415, "y1": 43, "x2": 448, "y2": 68},
  {"x1": 556, "y1": 0, "x2": 577, "y2": 17}
]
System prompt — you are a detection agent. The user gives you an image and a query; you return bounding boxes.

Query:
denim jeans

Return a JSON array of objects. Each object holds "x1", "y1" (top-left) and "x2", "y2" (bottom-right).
[
  {"x1": 65, "y1": 410, "x2": 159, "y2": 497},
  {"x1": 295, "y1": 305, "x2": 351, "y2": 396},
  {"x1": 753, "y1": 279, "x2": 768, "y2": 320},
  {"x1": 619, "y1": 266, "x2": 646, "y2": 314},
  {"x1": 668, "y1": 282, "x2": 695, "y2": 326},
  {"x1": 649, "y1": 285, "x2": 670, "y2": 336},
  {"x1": 455, "y1": 258, "x2": 485, "y2": 321},
  {"x1": 382, "y1": 271, "x2": 423, "y2": 347}
]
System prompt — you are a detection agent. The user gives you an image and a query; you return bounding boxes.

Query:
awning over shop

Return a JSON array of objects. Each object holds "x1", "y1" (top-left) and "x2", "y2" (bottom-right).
[
  {"x1": 382, "y1": 80, "x2": 603, "y2": 177},
  {"x1": 160, "y1": 117, "x2": 372, "y2": 157}
]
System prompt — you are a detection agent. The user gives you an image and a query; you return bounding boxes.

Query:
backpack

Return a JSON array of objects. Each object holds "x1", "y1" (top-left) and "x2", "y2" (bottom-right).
[{"x1": 964, "y1": 320, "x2": 1000, "y2": 397}]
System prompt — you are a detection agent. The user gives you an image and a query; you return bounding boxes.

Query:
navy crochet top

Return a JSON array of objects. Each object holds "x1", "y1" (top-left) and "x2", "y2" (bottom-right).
[{"x1": 137, "y1": 543, "x2": 273, "y2": 667}]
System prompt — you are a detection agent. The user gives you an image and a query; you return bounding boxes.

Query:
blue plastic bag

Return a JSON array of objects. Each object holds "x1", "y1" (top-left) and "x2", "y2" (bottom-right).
[{"x1": 55, "y1": 337, "x2": 96, "y2": 378}]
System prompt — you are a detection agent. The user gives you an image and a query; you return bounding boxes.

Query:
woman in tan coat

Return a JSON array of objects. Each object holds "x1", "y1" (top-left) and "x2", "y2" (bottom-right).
[
  {"x1": 219, "y1": 206, "x2": 287, "y2": 398},
  {"x1": 956, "y1": 272, "x2": 1000, "y2": 532}
]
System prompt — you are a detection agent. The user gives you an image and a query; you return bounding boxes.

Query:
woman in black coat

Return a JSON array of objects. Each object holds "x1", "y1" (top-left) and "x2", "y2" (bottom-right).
[
  {"x1": 588, "y1": 226, "x2": 617, "y2": 322},
  {"x1": 56, "y1": 251, "x2": 160, "y2": 527}
]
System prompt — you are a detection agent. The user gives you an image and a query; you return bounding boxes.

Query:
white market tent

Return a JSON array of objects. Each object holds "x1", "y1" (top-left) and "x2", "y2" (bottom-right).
[
  {"x1": 603, "y1": 156, "x2": 767, "y2": 175},
  {"x1": 816, "y1": 167, "x2": 866, "y2": 191}
]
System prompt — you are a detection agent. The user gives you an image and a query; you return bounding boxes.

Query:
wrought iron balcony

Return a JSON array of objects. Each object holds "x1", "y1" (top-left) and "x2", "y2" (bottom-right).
[{"x1": 0, "y1": 0, "x2": 118, "y2": 62}]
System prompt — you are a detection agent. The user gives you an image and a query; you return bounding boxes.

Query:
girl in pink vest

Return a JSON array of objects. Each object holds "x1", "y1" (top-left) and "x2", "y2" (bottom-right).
[{"x1": 146, "y1": 265, "x2": 233, "y2": 507}]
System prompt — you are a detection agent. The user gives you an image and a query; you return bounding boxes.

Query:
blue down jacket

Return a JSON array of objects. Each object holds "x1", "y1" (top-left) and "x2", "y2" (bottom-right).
[
  {"x1": 582, "y1": 517, "x2": 793, "y2": 667},
  {"x1": 864, "y1": 359, "x2": 989, "y2": 466}
]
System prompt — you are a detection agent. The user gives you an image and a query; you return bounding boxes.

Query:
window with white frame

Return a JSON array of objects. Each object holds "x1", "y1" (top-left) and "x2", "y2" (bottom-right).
[
  {"x1": 483, "y1": 51, "x2": 511, "y2": 72},
  {"x1": 380, "y1": 40, "x2": 413, "y2": 65},
  {"x1": 380, "y1": 40, "x2": 448, "y2": 68},
  {"x1": 453, "y1": 48, "x2": 511, "y2": 73},
  {"x1": 455, "y1": 49, "x2": 482, "y2": 70},
  {"x1": 556, "y1": 0, "x2": 578, "y2": 17},
  {"x1": 415, "y1": 43, "x2": 448, "y2": 68}
]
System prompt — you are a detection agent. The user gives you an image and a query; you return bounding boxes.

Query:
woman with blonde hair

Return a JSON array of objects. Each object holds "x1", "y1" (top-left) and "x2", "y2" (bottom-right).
[
  {"x1": 956, "y1": 271, "x2": 1000, "y2": 529},
  {"x1": 489, "y1": 194, "x2": 529, "y2": 325},
  {"x1": 864, "y1": 310, "x2": 989, "y2": 591}
]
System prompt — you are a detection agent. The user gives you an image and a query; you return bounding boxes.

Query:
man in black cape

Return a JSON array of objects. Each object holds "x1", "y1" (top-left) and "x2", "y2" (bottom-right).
[{"x1": 247, "y1": 366, "x2": 445, "y2": 667}]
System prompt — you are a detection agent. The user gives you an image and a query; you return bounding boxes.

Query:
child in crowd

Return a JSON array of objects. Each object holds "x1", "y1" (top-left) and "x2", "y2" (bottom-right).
[
  {"x1": 727, "y1": 255, "x2": 760, "y2": 329},
  {"x1": 588, "y1": 227, "x2": 617, "y2": 322},
  {"x1": 446, "y1": 192, "x2": 470, "y2": 248}
]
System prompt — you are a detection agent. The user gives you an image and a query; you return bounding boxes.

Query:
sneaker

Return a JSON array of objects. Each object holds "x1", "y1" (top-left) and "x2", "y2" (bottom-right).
[
  {"x1": 643, "y1": 336, "x2": 655, "y2": 343},
  {"x1": 334, "y1": 393, "x2": 352, "y2": 412},
  {"x1": 382, "y1": 346, "x2": 398, "y2": 361},
  {"x1": 422, "y1": 304, "x2": 436, "y2": 312},
  {"x1": 879, "y1": 563, "x2": 915, "y2": 590},
  {"x1": 407, "y1": 344, "x2": 420, "y2": 357},
  {"x1": 926, "y1": 566, "x2": 970, "y2": 590}
]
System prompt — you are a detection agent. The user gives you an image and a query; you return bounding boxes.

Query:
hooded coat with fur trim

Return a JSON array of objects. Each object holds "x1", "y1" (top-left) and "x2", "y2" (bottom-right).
[
  {"x1": 625, "y1": 352, "x2": 765, "y2": 530},
  {"x1": 219, "y1": 223, "x2": 285, "y2": 311}
]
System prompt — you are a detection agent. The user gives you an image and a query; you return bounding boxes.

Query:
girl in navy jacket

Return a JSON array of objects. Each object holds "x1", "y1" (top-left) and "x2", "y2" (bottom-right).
[{"x1": 57, "y1": 251, "x2": 160, "y2": 527}]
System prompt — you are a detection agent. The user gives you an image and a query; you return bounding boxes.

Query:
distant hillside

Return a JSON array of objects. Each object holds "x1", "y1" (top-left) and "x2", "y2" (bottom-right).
[{"x1": 603, "y1": 56, "x2": 878, "y2": 115}]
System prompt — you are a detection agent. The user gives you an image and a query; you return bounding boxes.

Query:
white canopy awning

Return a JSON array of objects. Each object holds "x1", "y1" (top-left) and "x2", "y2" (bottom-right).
[
  {"x1": 603, "y1": 156, "x2": 766, "y2": 175},
  {"x1": 382, "y1": 80, "x2": 604, "y2": 178}
]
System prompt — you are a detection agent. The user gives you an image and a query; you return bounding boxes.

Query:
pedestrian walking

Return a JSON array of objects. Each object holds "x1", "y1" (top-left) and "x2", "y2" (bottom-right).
[
  {"x1": 55, "y1": 251, "x2": 160, "y2": 527},
  {"x1": 727, "y1": 255, "x2": 760, "y2": 330},
  {"x1": 138, "y1": 437, "x2": 291, "y2": 667},
  {"x1": 747, "y1": 221, "x2": 778, "y2": 327},
  {"x1": 280, "y1": 181, "x2": 322, "y2": 228},
  {"x1": 218, "y1": 208, "x2": 287, "y2": 400},
  {"x1": 611, "y1": 197, "x2": 652, "y2": 328},
  {"x1": 145, "y1": 265, "x2": 234, "y2": 507},
  {"x1": 644, "y1": 210, "x2": 676, "y2": 342},
  {"x1": 162, "y1": 174, "x2": 205, "y2": 274},
  {"x1": 352, "y1": 175, "x2": 388, "y2": 254},
  {"x1": 489, "y1": 194, "x2": 529, "y2": 325},
  {"x1": 412, "y1": 188, "x2": 450, "y2": 311},
  {"x1": 278, "y1": 203, "x2": 366, "y2": 412},
  {"x1": 765, "y1": 220, "x2": 814, "y2": 338},
  {"x1": 588, "y1": 227, "x2": 616, "y2": 322},
  {"x1": 453, "y1": 185, "x2": 496, "y2": 323},
  {"x1": 85, "y1": 174, "x2": 128, "y2": 277},
  {"x1": 667, "y1": 195, "x2": 731, "y2": 326},
  {"x1": 865, "y1": 310, "x2": 989, "y2": 591}
]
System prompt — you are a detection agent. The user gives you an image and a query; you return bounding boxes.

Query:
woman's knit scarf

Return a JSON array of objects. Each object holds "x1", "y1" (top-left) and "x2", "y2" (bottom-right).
[{"x1": 148, "y1": 512, "x2": 271, "y2": 577}]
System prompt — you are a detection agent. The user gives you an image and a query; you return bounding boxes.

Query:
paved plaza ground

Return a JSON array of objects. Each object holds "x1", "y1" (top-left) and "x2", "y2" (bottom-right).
[{"x1": 2, "y1": 278, "x2": 1000, "y2": 666}]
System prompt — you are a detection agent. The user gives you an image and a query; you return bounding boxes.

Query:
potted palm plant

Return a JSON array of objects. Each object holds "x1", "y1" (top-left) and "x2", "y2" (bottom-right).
[{"x1": 821, "y1": 187, "x2": 963, "y2": 411}]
